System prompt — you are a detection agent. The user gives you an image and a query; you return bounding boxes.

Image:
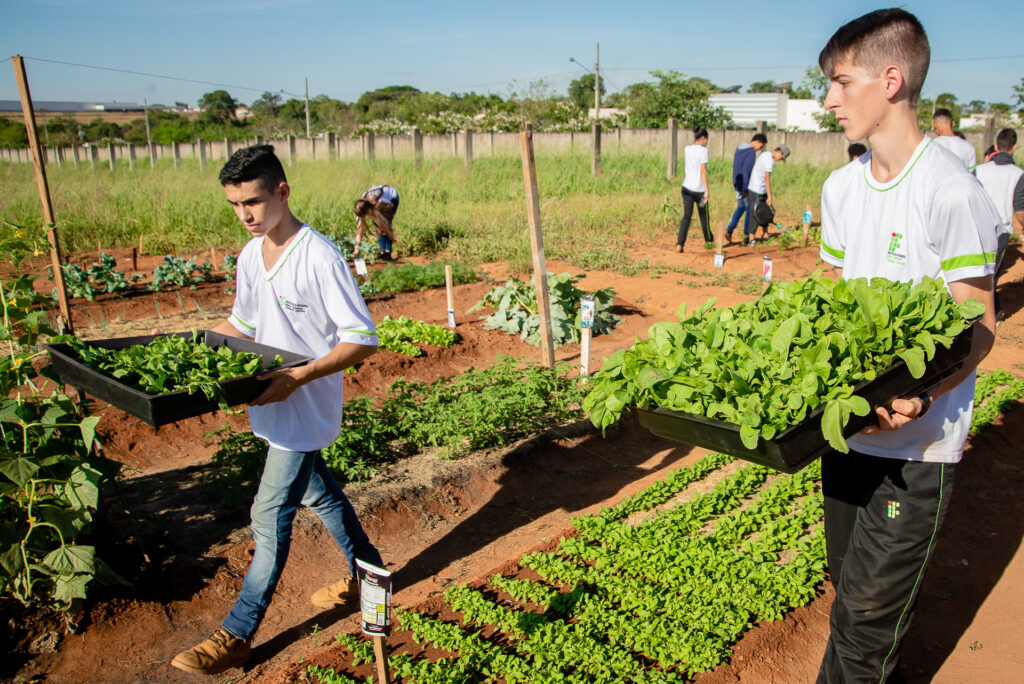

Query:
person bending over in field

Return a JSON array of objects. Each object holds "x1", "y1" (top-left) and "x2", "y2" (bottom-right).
[
  {"x1": 171, "y1": 144, "x2": 384, "y2": 676},
  {"x1": 353, "y1": 184, "x2": 399, "y2": 261},
  {"x1": 816, "y1": 9, "x2": 999, "y2": 682}
]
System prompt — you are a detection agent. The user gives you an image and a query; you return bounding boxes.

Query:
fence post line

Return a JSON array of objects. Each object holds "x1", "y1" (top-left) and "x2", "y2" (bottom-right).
[
  {"x1": 489, "y1": 131, "x2": 495, "y2": 156},
  {"x1": 327, "y1": 131, "x2": 336, "y2": 160},
  {"x1": 89, "y1": 145, "x2": 98, "y2": 171},
  {"x1": 107, "y1": 143, "x2": 116, "y2": 171},
  {"x1": 667, "y1": 117, "x2": 678, "y2": 180},
  {"x1": 128, "y1": 143, "x2": 137, "y2": 170},
  {"x1": 366, "y1": 132, "x2": 375, "y2": 162},
  {"x1": 198, "y1": 138, "x2": 207, "y2": 171},
  {"x1": 413, "y1": 128, "x2": 423, "y2": 168},
  {"x1": 172, "y1": 141, "x2": 181, "y2": 169},
  {"x1": 983, "y1": 115, "x2": 995, "y2": 149},
  {"x1": 464, "y1": 129, "x2": 473, "y2": 169},
  {"x1": 756, "y1": 120, "x2": 767, "y2": 137},
  {"x1": 287, "y1": 135, "x2": 296, "y2": 165},
  {"x1": 148, "y1": 141, "x2": 157, "y2": 168},
  {"x1": 72, "y1": 145, "x2": 80, "y2": 170},
  {"x1": 591, "y1": 121, "x2": 602, "y2": 176},
  {"x1": 225, "y1": 137, "x2": 234, "y2": 159}
]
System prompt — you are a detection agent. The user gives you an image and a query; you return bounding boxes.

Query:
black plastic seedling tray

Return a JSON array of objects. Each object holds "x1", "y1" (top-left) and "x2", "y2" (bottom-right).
[
  {"x1": 636, "y1": 326, "x2": 974, "y2": 473},
  {"x1": 45, "y1": 331, "x2": 311, "y2": 426}
]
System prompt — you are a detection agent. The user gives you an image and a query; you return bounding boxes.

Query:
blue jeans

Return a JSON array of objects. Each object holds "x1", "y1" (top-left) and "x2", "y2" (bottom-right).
[
  {"x1": 726, "y1": 192, "x2": 751, "y2": 237},
  {"x1": 221, "y1": 447, "x2": 383, "y2": 640},
  {"x1": 377, "y1": 233, "x2": 393, "y2": 255}
]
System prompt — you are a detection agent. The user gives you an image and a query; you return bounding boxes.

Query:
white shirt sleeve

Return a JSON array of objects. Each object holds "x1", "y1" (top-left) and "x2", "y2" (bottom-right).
[
  {"x1": 228, "y1": 246, "x2": 258, "y2": 337},
  {"x1": 318, "y1": 259, "x2": 378, "y2": 346},
  {"x1": 819, "y1": 174, "x2": 845, "y2": 268},
  {"x1": 929, "y1": 175, "x2": 1000, "y2": 282}
]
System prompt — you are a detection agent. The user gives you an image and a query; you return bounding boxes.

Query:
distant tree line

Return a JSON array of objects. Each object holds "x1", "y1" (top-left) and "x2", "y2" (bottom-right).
[{"x1": 2, "y1": 74, "x2": 1021, "y2": 148}]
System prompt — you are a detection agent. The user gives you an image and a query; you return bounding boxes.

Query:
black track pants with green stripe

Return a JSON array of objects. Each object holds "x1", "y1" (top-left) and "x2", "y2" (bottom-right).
[{"x1": 816, "y1": 450, "x2": 957, "y2": 684}]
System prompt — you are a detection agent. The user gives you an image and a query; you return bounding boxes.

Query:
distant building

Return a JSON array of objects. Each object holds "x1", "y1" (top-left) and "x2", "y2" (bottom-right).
[{"x1": 709, "y1": 93, "x2": 826, "y2": 131}]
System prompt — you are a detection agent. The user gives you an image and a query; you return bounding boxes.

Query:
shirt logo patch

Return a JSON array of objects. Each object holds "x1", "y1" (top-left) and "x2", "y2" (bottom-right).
[
  {"x1": 277, "y1": 296, "x2": 308, "y2": 313},
  {"x1": 886, "y1": 232, "x2": 907, "y2": 266},
  {"x1": 887, "y1": 500, "x2": 901, "y2": 519}
]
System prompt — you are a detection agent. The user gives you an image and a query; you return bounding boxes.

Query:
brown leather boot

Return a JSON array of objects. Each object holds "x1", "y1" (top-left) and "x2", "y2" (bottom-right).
[
  {"x1": 311, "y1": 577, "x2": 358, "y2": 608},
  {"x1": 171, "y1": 629, "x2": 251, "y2": 675}
]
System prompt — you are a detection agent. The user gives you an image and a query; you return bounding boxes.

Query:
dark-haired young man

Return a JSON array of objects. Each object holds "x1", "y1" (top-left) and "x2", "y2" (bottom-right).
[
  {"x1": 817, "y1": 8, "x2": 1000, "y2": 683},
  {"x1": 975, "y1": 128, "x2": 1024, "y2": 303},
  {"x1": 932, "y1": 107, "x2": 977, "y2": 170},
  {"x1": 725, "y1": 133, "x2": 767, "y2": 244},
  {"x1": 171, "y1": 145, "x2": 384, "y2": 675}
]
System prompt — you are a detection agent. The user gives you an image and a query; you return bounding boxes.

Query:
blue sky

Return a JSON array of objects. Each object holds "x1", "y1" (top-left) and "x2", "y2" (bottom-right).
[{"x1": 1, "y1": 0, "x2": 1021, "y2": 108}]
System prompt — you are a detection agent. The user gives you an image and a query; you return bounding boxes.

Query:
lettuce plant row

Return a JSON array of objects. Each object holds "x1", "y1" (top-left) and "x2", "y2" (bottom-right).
[
  {"x1": 310, "y1": 374, "x2": 1021, "y2": 683},
  {"x1": 584, "y1": 274, "x2": 984, "y2": 453}
]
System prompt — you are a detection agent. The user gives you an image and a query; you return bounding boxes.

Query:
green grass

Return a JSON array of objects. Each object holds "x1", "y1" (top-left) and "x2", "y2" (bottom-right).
[{"x1": 1, "y1": 153, "x2": 830, "y2": 274}]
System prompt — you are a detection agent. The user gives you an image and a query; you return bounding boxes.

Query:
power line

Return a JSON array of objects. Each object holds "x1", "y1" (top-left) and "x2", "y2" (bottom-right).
[{"x1": 21, "y1": 55, "x2": 304, "y2": 99}]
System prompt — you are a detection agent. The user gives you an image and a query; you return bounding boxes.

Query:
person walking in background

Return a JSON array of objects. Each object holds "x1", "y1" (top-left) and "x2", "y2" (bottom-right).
[
  {"x1": 975, "y1": 128, "x2": 1024, "y2": 318},
  {"x1": 171, "y1": 145, "x2": 384, "y2": 675},
  {"x1": 816, "y1": 9, "x2": 999, "y2": 682},
  {"x1": 932, "y1": 108, "x2": 977, "y2": 170},
  {"x1": 676, "y1": 125, "x2": 712, "y2": 252},
  {"x1": 354, "y1": 184, "x2": 399, "y2": 261},
  {"x1": 847, "y1": 142, "x2": 867, "y2": 161},
  {"x1": 747, "y1": 144, "x2": 790, "y2": 244},
  {"x1": 725, "y1": 133, "x2": 767, "y2": 244}
]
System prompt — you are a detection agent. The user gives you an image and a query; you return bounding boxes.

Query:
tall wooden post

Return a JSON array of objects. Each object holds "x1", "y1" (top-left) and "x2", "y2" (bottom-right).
[
  {"x1": 327, "y1": 131, "x2": 336, "y2": 160},
  {"x1": 72, "y1": 145, "x2": 80, "y2": 170},
  {"x1": 128, "y1": 143, "x2": 137, "y2": 170},
  {"x1": 287, "y1": 135, "x2": 296, "y2": 165},
  {"x1": 10, "y1": 55, "x2": 73, "y2": 334},
  {"x1": 198, "y1": 138, "x2": 207, "y2": 171},
  {"x1": 983, "y1": 115, "x2": 995, "y2": 149},
  {"x1": 107, "y1": 142, "x2": 116, "y2": 171},
  {"x1": 519, "y1": 126, "x2": 555, "y2": 368},
  {"x1": 148, "y1": 141, "x2": 157, "y2": 168},
  {"x1": 667, "y1": 117, "x2": 678, "y2": 180},
  {"x1": 413, "y1": 128, "x2": 423, "y2": 168},
  {"x1": 464, "y1": 129, "x2": 473, "y2": 169},
  {"x1": 89, "y1": 145, "x2": 98, "y2": 171},
  {"x1": 591, "y1": 122, "x2": 602, "y2": 176},
  {"x1": 365, "y1": 132, "x2": 375, "y2": 162},
  {"x1": 172, "y1": 141, "x2": 181, "y2": 169}
]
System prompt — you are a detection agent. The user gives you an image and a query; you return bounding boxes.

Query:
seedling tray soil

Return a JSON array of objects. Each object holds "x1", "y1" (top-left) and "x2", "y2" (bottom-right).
[
  {"x1": 45, "y1": 331, "x2": 311, "y2": 426},
  {"x1": 636, "y1": 326, "x2": 974, "y2": 473}
]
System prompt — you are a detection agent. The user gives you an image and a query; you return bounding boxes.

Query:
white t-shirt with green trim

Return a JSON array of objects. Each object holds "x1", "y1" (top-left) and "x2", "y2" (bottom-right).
[
  {"x1": 819, "y1": 137, "x2": 1000, "y2": 463},
  {"x1": 747, "y1": 151, "x2": 774, "y2": 194},
  {"x1": 682, "y1": 144, "x2": 709, "y2": 193},
  {"x1": 229, "y1": 225, "x2": 378, "y2": 451},
  {"x1": 932, "y1": 134, "x2": 977, "y2": 170}
]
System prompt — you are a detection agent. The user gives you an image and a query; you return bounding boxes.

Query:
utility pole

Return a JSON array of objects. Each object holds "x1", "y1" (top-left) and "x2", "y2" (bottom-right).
[
  {"x1": 594, "y1": 43, "x2": 600, "y2": 119},
  {"x1": 305, "y1": 77, "x2": 311, "y2": 138},
  {"x1": 144, "y1": 98, "x2": 151, "y2": 146}
]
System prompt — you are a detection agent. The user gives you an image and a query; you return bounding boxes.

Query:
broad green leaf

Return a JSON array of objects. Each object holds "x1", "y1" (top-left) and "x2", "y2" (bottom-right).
[
  {"x1": 897, "y1": 347, "x2": 926, "y2": 379},
  {"x1": 53, "y1": 572, "x2": 91, "y2": 602},
  {"x1": 822, "y1": 400, "x2": 850, "y2": 453},
  {"x1": 0, "y1": 455, "x2": 41, "y2": 486},
  {"x1": 42, "y1": 544, "x2": 96, "y2": 575}
]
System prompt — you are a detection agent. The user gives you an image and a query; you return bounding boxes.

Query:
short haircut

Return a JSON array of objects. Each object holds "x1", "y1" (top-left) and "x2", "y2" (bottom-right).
[
  {"x1": 847, "y1": 142, "x2": 868, "y2": 160},
  {"x1": 751, "y1": 133, "x2": 767, "y2": 144},
  {"x1": 819, "y1": 8, "x2": 930, "y2": 105},
  {"x1": 219, "y1": 144, "x2": 287, "y2": 190},
  {"x1": 932, "y1": 107, "x2": 953, "y2": 123},
  {"x1": 996, "y1": 128, "x2": 1017, "y2": 152}
]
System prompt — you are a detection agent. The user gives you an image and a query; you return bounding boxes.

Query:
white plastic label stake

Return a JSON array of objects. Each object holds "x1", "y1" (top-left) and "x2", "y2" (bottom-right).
[
  {"x1": 802, "y1": 209, "x2": 813, "y2": 224},
  {"x1": 357, "y1": 559, "x2": 392, "y2": 637},
  {"x1": 713, "y1": 253, "x2": 724, "y2": 268},
  {"x1": 580, "y1": 295, "x2": 595, "y2": 329},
  {"x1": 762, "y1": 256, "x2": 773, "y2": 282},
  {"x1": 447, "y1": 309, "x2": 456, "y2": 328},
  {"x1": 354, "y1": 258, "x2": 368, "y2": 276}
]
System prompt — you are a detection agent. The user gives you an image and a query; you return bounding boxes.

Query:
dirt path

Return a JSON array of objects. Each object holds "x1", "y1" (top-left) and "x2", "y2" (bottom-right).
[{"x1": 8, "y1": 239, "x2": 1024, "y2": 683}]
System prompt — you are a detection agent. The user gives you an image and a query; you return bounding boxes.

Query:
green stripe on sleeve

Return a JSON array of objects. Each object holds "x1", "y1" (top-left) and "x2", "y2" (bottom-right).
[
  {"x1": 343, "y1": 329, "x2": 376, "y2": 336},
  {"x1": 821, "y1": 241, "x2": 845, "y2": 260},
  {"x1": 229, "y1": 313, "x2": 256, "y2": 333},
  {"x1": 940, "y1": 252, "x2": 995, "y2": 271}
]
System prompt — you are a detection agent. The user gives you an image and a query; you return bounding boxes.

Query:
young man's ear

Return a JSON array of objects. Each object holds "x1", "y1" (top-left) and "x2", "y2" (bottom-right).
[
  {"x1": 881, "y1": 64, "x2": 905, "y2": 102},
  {"x1": 276, "y1": 181, "x2": 291, "y2": 202}
]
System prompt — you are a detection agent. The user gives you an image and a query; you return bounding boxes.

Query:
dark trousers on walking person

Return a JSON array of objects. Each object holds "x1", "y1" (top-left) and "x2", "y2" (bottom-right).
[
  {"x1": 816, "y1": 450, "x2": 957, "y2": 684},
  {"x1": 678, "y1": 187, "x2": 712, "y2": 250}
]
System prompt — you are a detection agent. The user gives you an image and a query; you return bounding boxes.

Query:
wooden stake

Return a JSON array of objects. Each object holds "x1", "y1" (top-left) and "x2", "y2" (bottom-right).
[
  {"x1": 520, "y1": 127, "x2": 555, "y2": 368},
  {"x1": 209, "y1": 247, "x2": 217, "y2": 268},
  {"x1": 138, "y1": 234, "x2": 144, "y2": 253},
  {"x1": 11, "y1": 55, "x2": 73, "y2": 335},
  {"x1": 131, "y1": 247, "x2": 138, "y2": 271},
  {"x1": 96, "y1": 240, "x2": 102, "y2": 255},
  {"x1": 372, "y1": 636, "x2": 391, "y2": 684},
  {"x1": 444, "y1": 264, "x2": 456, "y2": 328}
]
